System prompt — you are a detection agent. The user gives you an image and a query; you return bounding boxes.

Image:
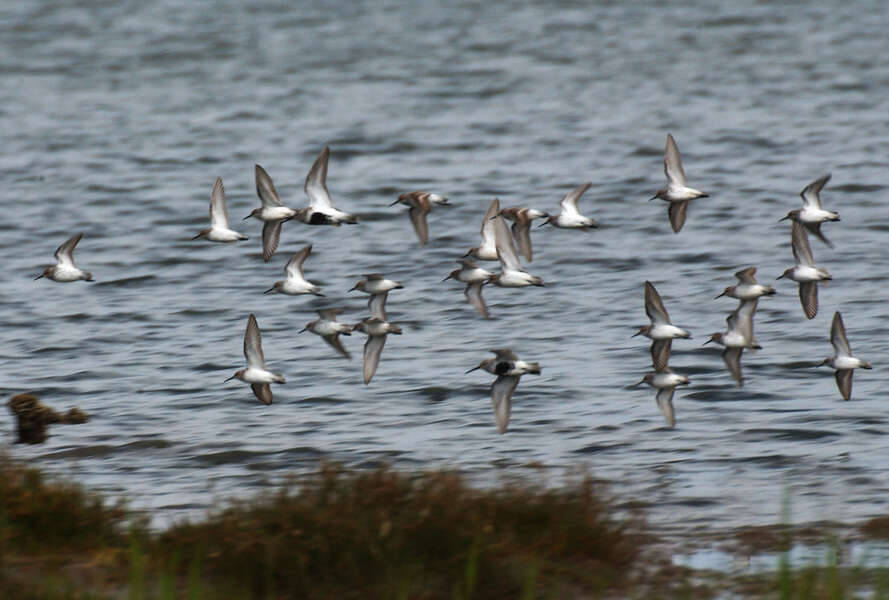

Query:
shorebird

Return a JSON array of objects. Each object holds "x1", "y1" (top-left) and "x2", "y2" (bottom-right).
[
  {"x1": 780, "y1": 174, "x2": 838, "y2": 248},
  {"x1": 820, "y1": 311, "x2": 871, "y2": 401},
  {"x1": 246, "y1": 165, "x2": 297, "y2": 262},
  {"x1": 705, "y1": 300, "x2": 760, "y2": 386},
  {"x1": 35, "y1": 233, "x2": 93, "y2": 282},
  {"x1": 353, "y1": 316, "x2": 402, "y2": 384},
  {"x1": 391, "y1": 191, "x2": 449, "y2": 245},
  {"x1": 498, "y1": 207, "x2": 548, "y2": 262},
  {"x1": 225, "y1": 314, "x2": 285, "y2": 405},
  {"x1": 650, "y1": 133, "x2": 708, "y2": 233},
  {"x1": 464, "y1": 198, "x2": 500, "y2": 261},
  {"x1": 490, "y1": 213, "x2": 544, "y2": 287},
  {"x1": 443, "y1": 259, "x2": 494, "y2": 318},
  {"x1": 716, "y1": 267, "x2": 776, "y2": 301},
  {"x1": 264, "y1": 245, "x2": 323, "y2": 296},
  {"x1": 540, "y1": 183, "x2": 599, "y2": 230},
  {"x1": 635, "y1": 367, "x2": 690, "y2": 428},
  {"x1": 350, "y1": 275, "x2": 403, "y2": 321},
  {"x1": 193, "y1": 178, "x2": 248, "y2": 243},
  {"x1": 299, "y1": 308, "x2": 353, "y2": 359},
  {"x1": 777, "y1": 221, "x2": 832, "y2": 319},
  {"x1": 633, "y1": 281, "x2": 692, "y2": 371},
  {"x1": 465, "y1": 349, "x2": 541, "y2": 434},
  {"x1": 295, "y1": 146, "x2": 358, "y2": 225}
]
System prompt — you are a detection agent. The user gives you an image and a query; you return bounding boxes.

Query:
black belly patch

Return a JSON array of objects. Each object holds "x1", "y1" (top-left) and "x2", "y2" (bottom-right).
[{"x1": 309, "y1": 212, "x2": 329, "y2": 225}]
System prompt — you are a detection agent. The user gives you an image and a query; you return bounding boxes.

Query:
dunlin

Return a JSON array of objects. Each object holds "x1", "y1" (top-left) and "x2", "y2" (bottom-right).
[
  {"x1": 777, "y1": 221, "x2": 832, "y2": 319},
  {"x1": 247, "y1": 165, "x2": 297, "y2": 262},
  {"x1": 350, "y1": 275, "x2": 403, "y2": 321},
  {"x1": 464, "y1": 198, "x2": 500, "y2": 261},
  {"x1": 820, "y1": 311, "x2": 871, "y2": 401},
  {"x1": 635, "y1": 367, "x2": 690, "y2": 428},
  {"x1": 705, "y1": 300, "x2": 760, "y2": 386},
  {"x1": 264, "y1": 244, "x2": 323, "y2": 296},
  {"x1": 498, "y1": 207, "x2": 548, "y2": 262},
  {"x1": 780, "y1": 174, "x2": 838, "y2": 248},
  {"x1": 443, "y1": 259, "x2": 494, "y2": 318},
  {"x1": 224, "y1": 314, "x2": 285, "y2": 405},
  {"x1": 716, "y1": 267, "x2": 776, "y2": 301},
  {"x1": 353, "y1": 316, "x2": 402, "y2": 384},
  {"x1": 391, "y1": 191, "x2": 449, "y2": 245},
  {"x1": 633, "y1": 281, "x2": 692, "y2": 371},
  {"x1": 490, "y1": 213, "x2": 544, "y2": 287},
  {"x1": 540, "y1": 182, "x2": 599, "y2": 230},
  {"x1": 650, "y1": 133, "x2": 708, "y2": 233},
  {"x1": 193, "y1": 178, "x2": 249, "y2": 243},
  {"x1": 297, "y1": 146, "x2": 359, "y2": 225},
  {"x1": 300, "y1": 308, "x2": 353, "y2": 360},
  {"x1": 35, "y1": 233, "x2": 93, "y2": 282},
  {"x1": 465, "y1": 349, "x2": 541, "y2": 434}
]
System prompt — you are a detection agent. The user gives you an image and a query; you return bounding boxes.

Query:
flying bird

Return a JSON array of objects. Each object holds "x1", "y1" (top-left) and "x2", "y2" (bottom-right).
[
  {"x1": 246, "y1": 165, "x2": 297, "y2": 261},
  {"x1": 466, "y1": 349, "x2": 541, "y2": 434},
  {"x1": 300, "y1": 308, "x2": 353, "y2": 359},
  {"x1": 704, "y1": 300, "x2": 760, "y2": 386},
  {"x1": 777, "y1": 221, "x2": 832, "y2": 319},
  {"x1": 391, "y1": 191, "x2": 450, "y2": 245},
  {"x1": 635, "y1": 367, "x2": 690, "y2": 428},
  {"x1": 35, "y1": 233, "x2": 93, "y2": 282},
  {"x1": 224, "y1": 314, "x2": 285, "y2": 405},
  {"x1": 780, "y1": 174, "x2": 839, "y2": 248},
  {"x1": 716, "y1": 267, "x2": 775, "y2": 301},
  {"x1": 498, "y1": 206, "x2": 549, "y2": 262},
  {"x1": 193, "y1": 178, "x2": 248, "y2": 243},
  {"x1": 650, "y1": 133, "x2": 708, "y2": 233},
  {"x1": 633, "y1": 281, "x2": 691, "y2": 371},
  {"x1": 820, "y1": 311, "x2": 871, "y2": 401},
  {"x1": 540, "y1": 182, "x2": 599, "y2": 229},
  {"x1": 264, "y1": 245, "x2": 323, "y2": 296},
  {"x1": 295, "y1": 146, "x2": 358, "y2": 225}
]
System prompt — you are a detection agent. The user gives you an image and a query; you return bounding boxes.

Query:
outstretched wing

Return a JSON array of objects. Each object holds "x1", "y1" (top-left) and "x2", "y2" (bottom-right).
[
  {"x1": 255, "y1": 164, "x2": 282, "y2": 208},
  {"x1": 560, "y1": 182, "x2": 591, "y2": 216},
  {"x1": 244, "y1": 314, "x2": 266, "y2": 369},
  {"x1": 209, "y1": 177, "x2": 229, "y2": 228},
  {"x1": 285, "y1": 245, "x2": 312, "y2": 278},
  {"x1": 491, "y1": 375, "x2": 519, "y2": 434},
  {"x1": 800, "y1": 173, "x2": 831, "y2": 209},
  {"x1": 830, "y1": 311, "x2": 851, "y2": 357},
  {"x1": 304, "y1": 146, "x2": 332, "y2": 210},
  {"x1": 54, "y1": 233, "x2": 83, "y2": 267},
  {"x1": 664, "y1": 133, "x2": 687, "y2": 187}
]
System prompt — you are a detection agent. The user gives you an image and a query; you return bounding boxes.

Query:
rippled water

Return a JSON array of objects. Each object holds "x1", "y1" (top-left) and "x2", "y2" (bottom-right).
[{"x1": 3, "y1": 1, "x2": 889, "y2": 532}]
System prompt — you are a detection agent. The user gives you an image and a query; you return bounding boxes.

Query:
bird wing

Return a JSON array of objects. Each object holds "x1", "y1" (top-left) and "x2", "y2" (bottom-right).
[
  {"x1": 651, "y1": 339, "x2": 672, "y2": 372},
  {"x1": 791, "y1": 221, "x2": 815, "y2": 267},
  {"x1": 560, "y1": 182, "x2": 591, "y2": 216},
  {"x1": 317, "y1": 308, "x2": 345, "y2": 320},
  {"x1": 408, "y1": 205, "x2": 429, "y2": 245},
  {"x1": 362, "y1": 334, "x2": 386, "y2": 384},
  {"x1": 244, "y1": 314, "x2": 266, "y2": 369},
  {"x1": 477, "y1": 198, "x2": 501, "y2": 253},
  {"x1": 644, "y1": 281, "x2": 671, "y2": 325},
  {"x1": 664, "y1": 133, "x2": 687, "y2": 187},
  {"x1": 304, "y1": 146, "x2": 332, "y2": 210},
  {"x1": 54, "y1": 233, "x2": 83, "y2": 268},
  {"x1": 655, "y1": 388, "x2": 676, "y2": 428},
  {"x1": 255, "y1": 164, "x2": 282, "y2": 208},
  {"x1": 800, "y1": 173, "x2": 831, "y2": 209},
  {"x1": 735, "y1": 267, "x2": 757, "y2": 284},
  {"x1": 285, "y1": 244, "x2": 312, "y2": 278},
  {"x1": 465, "y1": 281, "x2": 489, "y2": 319},
  {"x1": 830, "y1": 311, "x2": 851, "y2": 357},
  {"x1": 722, "y1": 347, "x2": 744, "y2": 386},
  {"x1": 734, "y1": 299, "x2": 758, "y2": 343},
  {"x1": 368, "y1": 292, "x2": 388, "y2": 320},
  {"x1": 492, "y1": 348, "x2": 518, "y2": 362},
  {"x1": 511, "y1": 221, "x2": 533, "y2": 262},
  {"x1": 805, "y1": 222, "x2": 834, "y2": 249},
  {"x1": 323, "y1": 334, "x2": 351, "y2": 360},
  {"x1": 835, "y1": 369, "x2": 853, "y2": 401},
  {"x1": 491, "y1": 375, "x2": 519, "y2": 434},
  {"x1": 667, "y1": 200, "x2": 688, "y2": 233},
  {"x1": 250, "y1": 383, "x2": 273, "y2": 405},
  {"x1": 209, "y1": 177, "x2": 229, "y2": 228},
  {"x1": 261, "y1": 220, "x2": 282, "y2": 262},
  {"x1": 493, "y1": 214, "x2": 522, "y2": 271},
  {"x1": 799, "y1": 281, "x2": 818, "y2": 320}
]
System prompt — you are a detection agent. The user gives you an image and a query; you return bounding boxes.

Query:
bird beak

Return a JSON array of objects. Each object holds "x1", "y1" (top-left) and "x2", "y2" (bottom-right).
[
  {"x1": 715, "y1": 291, "x2": 726, "y2": 299},
  {"x1": 263, "y1": 287, "x2": 275, "y2": 294},
  {"x1": 632, "y1": 378, "x2": 645, "y2": 387},
  {"x1": 536, "y1": 220, "x2": 549, "y2": 228},
  {"x1": 389, "y1": 199, "x2": 401, "y2": 207},
  {"x1": 702, "y1": 338, "x2": 713, "y2": 346},
  {"x1": 648, "y1": 194, "x2": 658, "y2": 202},
  {"x1": 776, "y1": 273, "x2": 784, "y2": 280},
  {"x1": 442, "y1": 274, "x2": 453, "y2": 282},
  {"x1": 778, "y1": 215, "x2": 789, "y2": 222},
  {"x1": 348, "y1": 284, "x2": 359, "y2": 292},
  {"x1": 243, "y1": 213, "x2": 253, "y2": 220},
  {"x1": 297, "y1": 327, "x2": 307, "y2": 334},
  {"x1": 630, "y1": 329, "x2": 642, "y2": 338},
  {"x1": 192, "y1": 232, "x2": 203, "y2": 240},
  {"x1": 33, "y1": 273, "x2": 44, "y2": 280},
  {"x1": 464, "y1": 365, "x2": 481, "y2": 374},
  {"x1": 224, "y1": 374, "x2": 236, "y2": 382}
]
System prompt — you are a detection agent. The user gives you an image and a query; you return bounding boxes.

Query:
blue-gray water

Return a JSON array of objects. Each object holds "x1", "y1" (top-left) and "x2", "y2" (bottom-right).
[{"x1": 3, "y1": 1, "x2": 889, "y2": 534}]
